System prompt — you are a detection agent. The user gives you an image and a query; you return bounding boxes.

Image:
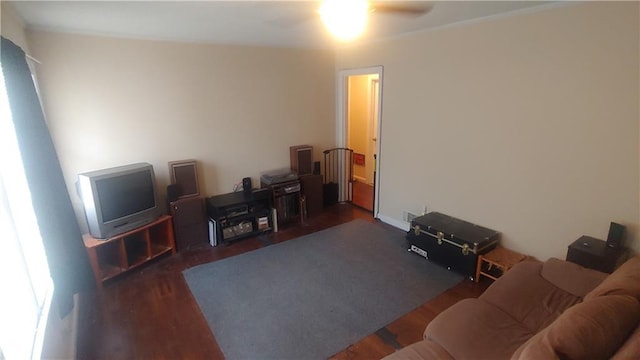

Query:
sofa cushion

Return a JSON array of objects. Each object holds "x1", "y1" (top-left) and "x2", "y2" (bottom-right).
[
  {"x1": 509, "y1": 327, "x2": 554, "y2": 360},
  {"x1": 425, "y1": 298, "x2": 533, "y2": 360},
  {"x1": 585, "y1": 255, "x2": 640, "y2": 301},
  {"x1": 382, "y1": 339, "x2": 454, "y2": 360},
  {"x1": 541, "y1": 257, "x2": 607, "y2": 298},
  {"x1": 512, "y1": 294, "x2": 640, "y2": 360},
  {"x1": 480, "y1": 260, "x2": 581, "y2": 333}
]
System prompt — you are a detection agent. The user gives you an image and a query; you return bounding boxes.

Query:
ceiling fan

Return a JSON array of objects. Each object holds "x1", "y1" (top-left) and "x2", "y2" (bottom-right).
[
  {"x1": 319, "y1": 0, "x2": 433, "y2": 41},
  {"x1": 273, "y1": 1, "x2": 433, "y2": 42},
  {"x1": 367, "y1": 1, "x2": 435, "y2": 16}
]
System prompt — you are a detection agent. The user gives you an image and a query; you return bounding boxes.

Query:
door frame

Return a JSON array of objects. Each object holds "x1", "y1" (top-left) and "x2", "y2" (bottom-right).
[
  {"x1": 336, "y1": 66, "x2": 383, "y2": 217},
  {"x1": 368, "y1": 77, "x2": 379, "y2": 186}
]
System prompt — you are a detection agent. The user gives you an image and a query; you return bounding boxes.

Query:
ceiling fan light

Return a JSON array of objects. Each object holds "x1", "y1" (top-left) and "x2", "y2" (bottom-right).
[{"x1": 319, "y1": 0, "x2": 368, "y2": 42}]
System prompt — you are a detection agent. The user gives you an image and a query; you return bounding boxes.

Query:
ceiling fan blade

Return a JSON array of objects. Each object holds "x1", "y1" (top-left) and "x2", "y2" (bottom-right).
[{"x1": 371, "y1": 1, "x2": 434, "y2": 16}]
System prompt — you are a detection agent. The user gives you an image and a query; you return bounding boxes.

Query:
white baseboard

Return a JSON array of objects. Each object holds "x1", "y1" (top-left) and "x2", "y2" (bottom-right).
[{"x1": 377, "y1": 214, "x2": 410, "y2": 232}]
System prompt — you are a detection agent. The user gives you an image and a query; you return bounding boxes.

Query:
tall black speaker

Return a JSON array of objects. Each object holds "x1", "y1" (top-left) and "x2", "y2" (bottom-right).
[
  {"x1": 606, "y1": 222, "x2": 625, "y2": 248},
  {"x1": 167, "y1": 184, "x2": 180, "y2": 203}
]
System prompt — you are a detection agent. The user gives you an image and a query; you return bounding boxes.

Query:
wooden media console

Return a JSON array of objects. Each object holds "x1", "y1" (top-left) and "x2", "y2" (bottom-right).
[{"x1": 83, "y1": 215, "x2": 176, "y2": 288}]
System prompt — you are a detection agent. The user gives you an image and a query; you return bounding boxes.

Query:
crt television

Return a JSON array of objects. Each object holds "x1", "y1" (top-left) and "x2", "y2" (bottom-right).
[{"x1": 78, "y1": 162, "x2": 160, "y2": 239}]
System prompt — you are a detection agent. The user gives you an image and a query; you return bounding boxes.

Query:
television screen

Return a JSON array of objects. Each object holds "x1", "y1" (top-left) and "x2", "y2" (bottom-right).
[
  {"x1": 96, "y1": 170, "x2": 155, "y2": 222},
  {"x1": 78, "y1": 162, "x2": 160, "y2": 239}
]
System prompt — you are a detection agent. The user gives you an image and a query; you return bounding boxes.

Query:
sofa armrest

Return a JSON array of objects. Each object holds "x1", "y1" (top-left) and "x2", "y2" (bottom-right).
[
  {"x1": 541, "y1": 258, "x2": 607, "y2": 298},
  {"x1": 480, "y1": 260, "x2": 584, "y2": 333},
  {"x1": 424, "y1": 298, "x2": 533, "y2": 359}
]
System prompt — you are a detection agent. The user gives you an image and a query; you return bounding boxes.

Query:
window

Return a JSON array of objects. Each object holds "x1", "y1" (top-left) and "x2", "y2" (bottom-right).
[{"x1": 0, "y1": 60, "x2": 53, "y2": 359}]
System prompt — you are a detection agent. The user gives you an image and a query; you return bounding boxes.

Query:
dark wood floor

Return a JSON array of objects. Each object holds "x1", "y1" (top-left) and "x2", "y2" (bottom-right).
[{"x1": 77, "y1": 204, "x2": 489, "y2": 359}]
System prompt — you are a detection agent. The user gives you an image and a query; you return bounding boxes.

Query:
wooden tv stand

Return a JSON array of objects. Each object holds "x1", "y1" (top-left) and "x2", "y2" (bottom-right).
[{"x1": 83, "y1": 215, "x2": 176, "y2": 288}]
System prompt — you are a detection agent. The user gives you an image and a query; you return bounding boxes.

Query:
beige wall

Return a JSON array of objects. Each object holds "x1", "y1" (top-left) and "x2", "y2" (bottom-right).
[
  {"x1": 13, "y1": 3, "x2": 640, "y2": 261},
  {"x1": 348, "y1": 75, "x2": 369, "y2": 180},
  {"x1": 337, "y1": 2, "x2": 640, "y2": 260},
  {"x1": 1, "y1": 2, "x2": 30, "y2": 51},
  {"x1": 27, "y1": 31, "x2": 336, "y2": 231}
]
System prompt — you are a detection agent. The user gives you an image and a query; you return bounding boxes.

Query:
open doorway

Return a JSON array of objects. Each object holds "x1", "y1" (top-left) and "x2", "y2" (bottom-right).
[{"x1": 337, "y1": 67, "x2": 383, "y2": 217}]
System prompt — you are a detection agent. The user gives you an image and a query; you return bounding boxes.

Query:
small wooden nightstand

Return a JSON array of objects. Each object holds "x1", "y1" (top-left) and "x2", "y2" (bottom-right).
[
  {"x1": 566, "y1": 235, "x2": 629, "y2": 273},
  {"x1": 476, "y1": 246, "x2": 526, "y2": 283}
]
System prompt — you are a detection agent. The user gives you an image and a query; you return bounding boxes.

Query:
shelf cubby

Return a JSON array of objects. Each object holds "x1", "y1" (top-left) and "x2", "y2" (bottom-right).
[
  {"x1": 94, "y1": 240, "x2": 126, "y2": 281},
  {"x1": 83, "y1": 215, "x2": 176, "y2": 288},
  {"x1": 124, "y1": 232, "x2": 150, "y2": 268}
]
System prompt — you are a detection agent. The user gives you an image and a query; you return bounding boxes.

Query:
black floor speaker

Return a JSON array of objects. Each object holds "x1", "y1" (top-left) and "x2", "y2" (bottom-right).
[
  {"x1": 606, "y1": 222, "x2": 625, "y2": 248},
  {"x1": 167, "y1": 184, "x2": 180, "y2": 203}
]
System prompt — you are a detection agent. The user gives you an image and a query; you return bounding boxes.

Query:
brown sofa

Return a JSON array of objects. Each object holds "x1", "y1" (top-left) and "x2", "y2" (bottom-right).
[{"x1": 384, "y1": 255, "x2": 640, "y2": 360}]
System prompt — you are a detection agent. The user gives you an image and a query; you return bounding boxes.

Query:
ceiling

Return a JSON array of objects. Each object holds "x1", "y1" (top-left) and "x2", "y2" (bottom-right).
[{"x1": 10, "y1": 1, "x2": 557, "y2": 49}]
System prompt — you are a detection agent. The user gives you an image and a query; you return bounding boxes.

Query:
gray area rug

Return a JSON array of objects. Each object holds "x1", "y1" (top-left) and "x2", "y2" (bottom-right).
[{"x1": 183, "y1": 219, "x2": 462, "y2": 360}]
